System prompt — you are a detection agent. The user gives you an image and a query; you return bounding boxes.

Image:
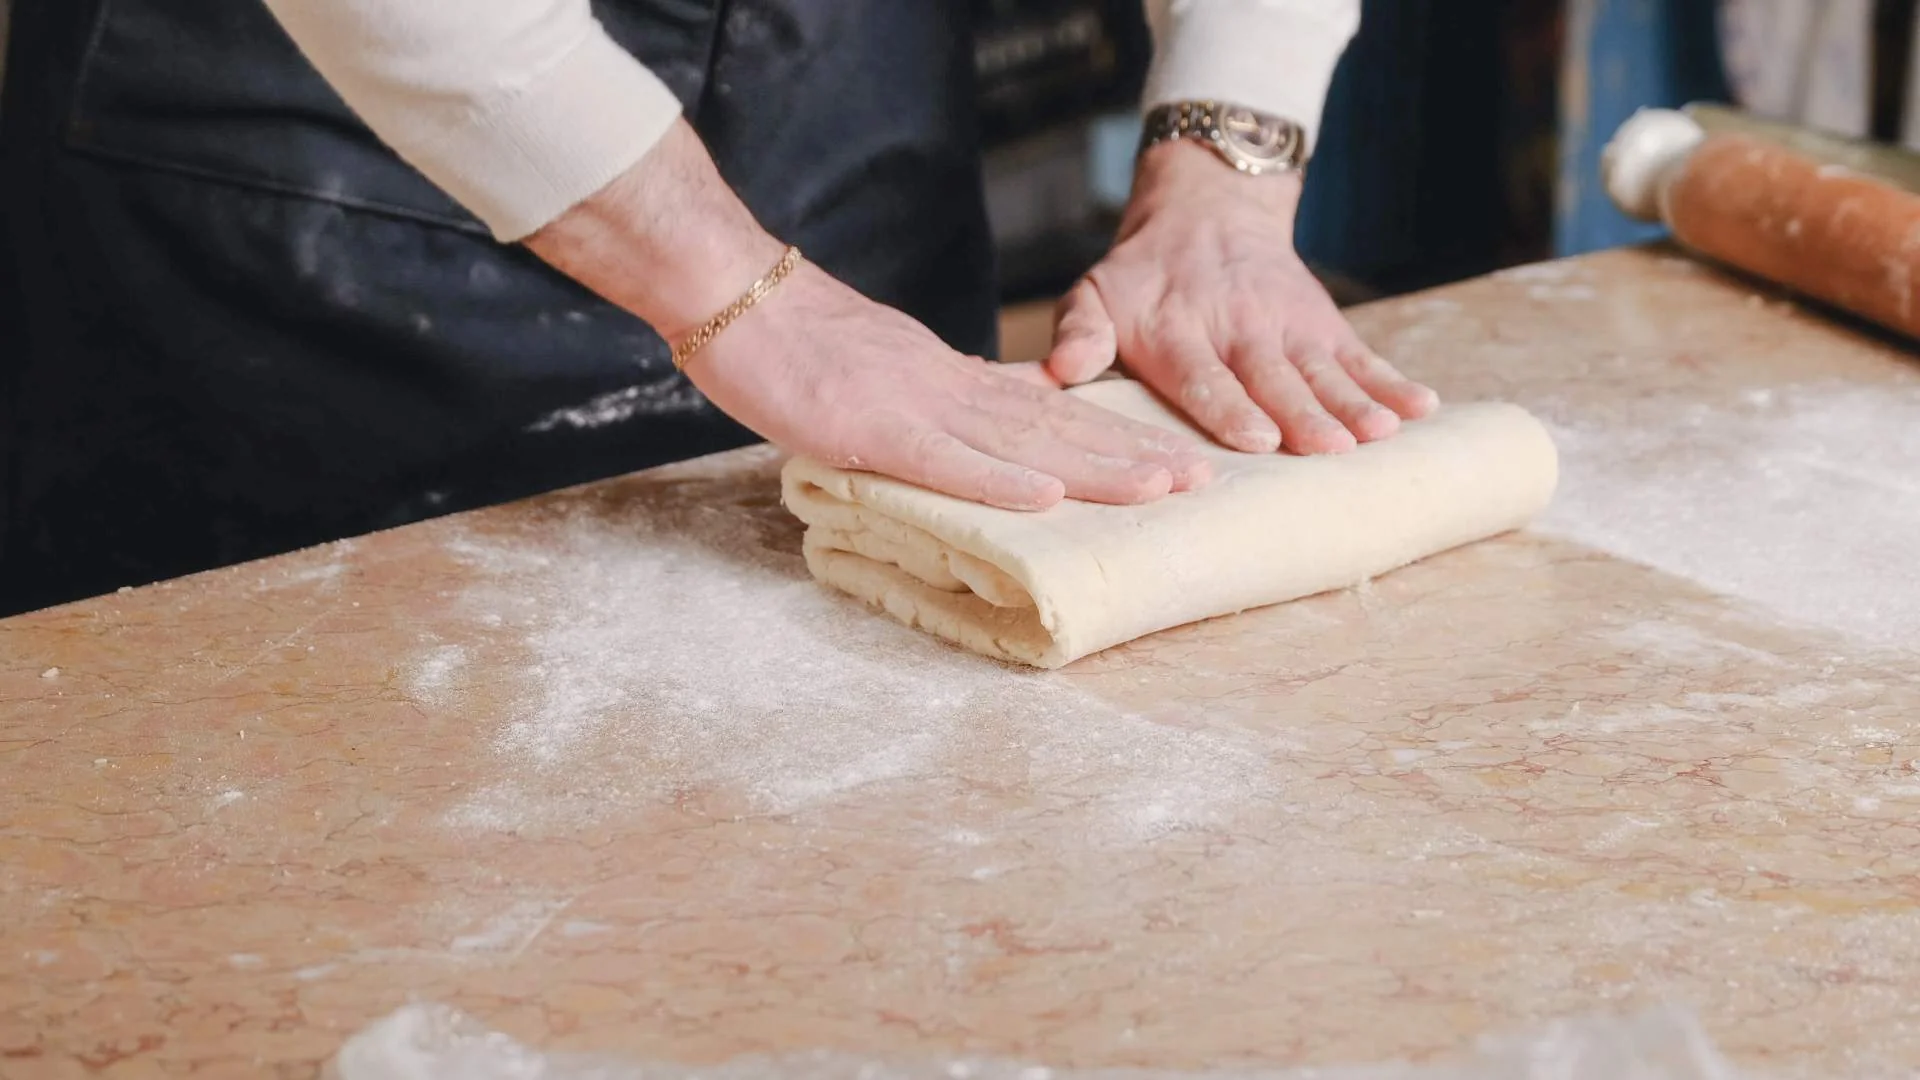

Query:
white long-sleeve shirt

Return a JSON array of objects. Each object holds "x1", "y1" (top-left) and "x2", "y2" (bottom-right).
[{"x1": 260, "y1": 0, "x2": 1360, "y2": 242}]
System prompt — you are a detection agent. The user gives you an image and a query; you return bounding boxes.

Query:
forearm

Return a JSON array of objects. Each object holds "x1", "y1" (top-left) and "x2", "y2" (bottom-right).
[
  {"x1": 523, "y1": 119, "x2": 786, "y2": 345},
  {"x1": 1140, "y1": 0, "x2": 1360, "y2": 154}
]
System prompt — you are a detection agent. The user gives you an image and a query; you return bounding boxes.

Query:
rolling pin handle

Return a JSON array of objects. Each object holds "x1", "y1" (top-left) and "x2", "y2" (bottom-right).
[{"x1": 1601, "y1": 107, "x2": 1706, "y2": 223}]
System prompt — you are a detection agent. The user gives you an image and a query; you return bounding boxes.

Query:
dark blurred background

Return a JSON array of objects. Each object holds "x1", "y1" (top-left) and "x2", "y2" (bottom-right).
[{"x1": 5, "y1": 0, "x2": 1917, "y2": 318}]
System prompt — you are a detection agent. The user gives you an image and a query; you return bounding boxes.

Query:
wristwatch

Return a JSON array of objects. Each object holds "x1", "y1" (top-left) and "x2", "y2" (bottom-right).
[{"x1": 1138, "y1": 101, "x2": 1309, "y2": 177}]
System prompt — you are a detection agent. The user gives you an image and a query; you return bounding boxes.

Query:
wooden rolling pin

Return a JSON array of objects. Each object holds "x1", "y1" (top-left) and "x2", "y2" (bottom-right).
[
  {"x1": 1602, "y1": 107, "x2": 1920, "y2": 341},
  {"x1": 1684, "y1": 102, "x2": 1920, "y2": 192}
]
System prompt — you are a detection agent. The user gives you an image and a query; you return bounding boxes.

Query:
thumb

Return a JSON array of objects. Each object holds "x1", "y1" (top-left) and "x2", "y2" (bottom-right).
[{"x1": 1045, "y1": 278, "x2": 1118, "y2": 386}]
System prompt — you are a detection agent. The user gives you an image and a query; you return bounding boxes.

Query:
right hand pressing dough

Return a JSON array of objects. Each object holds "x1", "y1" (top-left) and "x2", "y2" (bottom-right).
[{"x1": 783, "y1": 380, "x2": 1559, "y2": 668}]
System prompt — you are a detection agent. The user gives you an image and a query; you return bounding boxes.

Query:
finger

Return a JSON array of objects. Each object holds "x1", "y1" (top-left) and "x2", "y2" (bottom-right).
[
  {"x1": 866, "y1": 422, "x2": 1065, "y2": 511},
  {"x1": 1047, "y1": 409, "x2": 1214, "y2": 492},
  {"x1": 1338, "y1": 345, "x2": 1441, "y2": 419},
  {"x1": 975, "y1": 369, "x2": 1214, "y2": 492},
  {"x1": 1226, "y1": 343, "x2": 1356, "y2": 455},
  {"x1": 1045, "y1": 279, "x2": 1118, "y2": 386},
  {"x1": 1133, "y1": 329, "x2": 1280, "y2": 454},
  {"x1": 948, "y1": 404, "x2": 1175, "y2": 505},
  {"x1": 1291, "y1": 342, "x2": 1399, "y2": 444}
]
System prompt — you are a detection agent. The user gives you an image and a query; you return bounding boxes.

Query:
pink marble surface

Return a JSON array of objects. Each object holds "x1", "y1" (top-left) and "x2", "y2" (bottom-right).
[{"x1": 4, "y1": 248, "x2": 1918, "y2": 1078}]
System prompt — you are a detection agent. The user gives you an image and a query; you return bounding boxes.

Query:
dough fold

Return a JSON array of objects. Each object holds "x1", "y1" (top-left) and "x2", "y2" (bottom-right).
[{"x1": 780, "y1": 380, "x2": 1558, "y2": 669}]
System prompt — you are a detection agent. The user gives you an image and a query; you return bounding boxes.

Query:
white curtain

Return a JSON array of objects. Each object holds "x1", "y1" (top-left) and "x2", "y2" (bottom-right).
[{"x1": 1717, "y1": 0, "x2": 1920, "y2": 149}]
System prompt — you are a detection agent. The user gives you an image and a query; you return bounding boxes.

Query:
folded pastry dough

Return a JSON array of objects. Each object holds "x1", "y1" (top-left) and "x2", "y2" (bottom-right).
[{"x1": 780, "y1": 379, "x2": 1558, "y2": 669}]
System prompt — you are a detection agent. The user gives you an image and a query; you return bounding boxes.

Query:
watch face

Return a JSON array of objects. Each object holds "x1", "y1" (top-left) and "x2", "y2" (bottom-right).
[{"x1": 1218, "y1": 106, "x2": 1301, "y2": 168}]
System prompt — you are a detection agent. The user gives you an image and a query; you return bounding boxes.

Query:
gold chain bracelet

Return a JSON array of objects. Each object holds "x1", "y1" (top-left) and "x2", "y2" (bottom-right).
[{"x1": 670, "y1": 244, "x2": 804, "y2": 372}]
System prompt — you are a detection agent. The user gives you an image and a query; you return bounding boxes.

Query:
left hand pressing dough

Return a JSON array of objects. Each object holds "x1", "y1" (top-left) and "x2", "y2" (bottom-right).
[{"x1": 781, "y1": 380, "x2": 1560, "y2": 669}]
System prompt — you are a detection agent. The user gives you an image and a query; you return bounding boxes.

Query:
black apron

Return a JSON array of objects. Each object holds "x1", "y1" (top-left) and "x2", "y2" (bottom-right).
[{"x1": 0, "y1": 0, "x2": 998, "y2": 615}]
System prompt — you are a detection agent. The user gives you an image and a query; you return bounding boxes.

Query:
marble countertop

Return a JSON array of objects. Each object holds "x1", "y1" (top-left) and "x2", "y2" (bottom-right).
[{"x1": 4, "y1": 247, "x2": 1919, "y2": 1078}]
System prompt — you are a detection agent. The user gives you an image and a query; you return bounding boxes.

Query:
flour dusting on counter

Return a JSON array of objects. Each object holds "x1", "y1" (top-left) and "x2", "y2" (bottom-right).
[
  {"x1": 429, "y1": 469, "x2": 1273, "y2": 841},
  {"x1": 407, "y1": 644, "x2": 469, "y2": 706},
  {"x1": 334, "y1": 1001, "x2": 1746, "y2": 1080},
  {"x1": 1533, "y1": 379, "x2": 1920, "y2": 654}
]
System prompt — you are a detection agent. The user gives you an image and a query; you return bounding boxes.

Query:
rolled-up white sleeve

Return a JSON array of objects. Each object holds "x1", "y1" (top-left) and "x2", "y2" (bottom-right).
[
  {"x1": 260, "y1": 0, "x2": 683, "y2": 242},
  {"x1": 1142, "y1": 0, "x2": 1361, "y2": 154}
]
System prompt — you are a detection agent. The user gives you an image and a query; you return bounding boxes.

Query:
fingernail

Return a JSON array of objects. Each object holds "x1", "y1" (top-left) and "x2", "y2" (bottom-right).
[
  {"x1": 1283, "y1": 418, "x2": 1354, "y2": 455},
  {"x1": 999, "y1": 471, "x2": 1064, "y2": 510},
  {"x1": 1361, "y1": 404, "x2": 1400, "y2": 437},
  {"x1": 1228, "y1": 428, "x2": 1281, "y2": 453}
]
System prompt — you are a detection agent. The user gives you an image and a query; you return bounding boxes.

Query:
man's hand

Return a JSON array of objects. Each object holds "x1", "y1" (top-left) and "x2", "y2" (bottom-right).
[
  {"x1": 1047, "y1": 140, "x2": 1439, "y2": 455},
  {"x1": 528, "y1": 121, "x2": 1211, "y2": 511},
  {"x1": 696, "y1": 262, "x2": 1213, "y2": 510}
]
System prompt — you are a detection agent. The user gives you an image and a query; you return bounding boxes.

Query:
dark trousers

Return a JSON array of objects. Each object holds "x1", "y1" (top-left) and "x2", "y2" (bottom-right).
[{"x1": 0, "y1": 0, "x2": 997, "y2": 616}]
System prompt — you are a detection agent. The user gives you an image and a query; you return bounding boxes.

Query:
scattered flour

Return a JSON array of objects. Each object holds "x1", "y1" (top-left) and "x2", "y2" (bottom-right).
[
  {"x1": 437, "y1": 480, "x2": 1273, "y2": 842},
  {"x1": 1526, "y1": 283, "x2": 1599, "y2": 302},
  {"x1": 1404, "y1": 297, "x2": 1464, "y2": 316},
  {"x1": 253, "y1": 541, "x2": 357, "y2": 591},
  {"x1": 1586, "y1": 816, "x2": 1663, "y2": 850},
  {"x1": 1680, "y1": 684, "x2": 1854, "y2": 712},
  {"x1": 1493, "y1": 259, "x2": 1588, "y2": 285},
  {"x1": 526, "y1": 378, "x2": 707, "y2": 433},
  {"x1": 448, "y1": 898, "x2": 571, "y2": 956},
  {"x1": 333, "y1": 1002, "x2": 1744, "y2": 1080},
  {"x1": 1534, "y1": 379, "x2": 1920, "y2": 655},
  {"x1": 1603, "y1": 620, "x2": 1785, "y2": 669},
  {"x1": 262, "y1": 561, "x2": 347, "y2": 590},
  {"x1": 407, "y1": 644, "x2": 469, "y2": 706}
]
